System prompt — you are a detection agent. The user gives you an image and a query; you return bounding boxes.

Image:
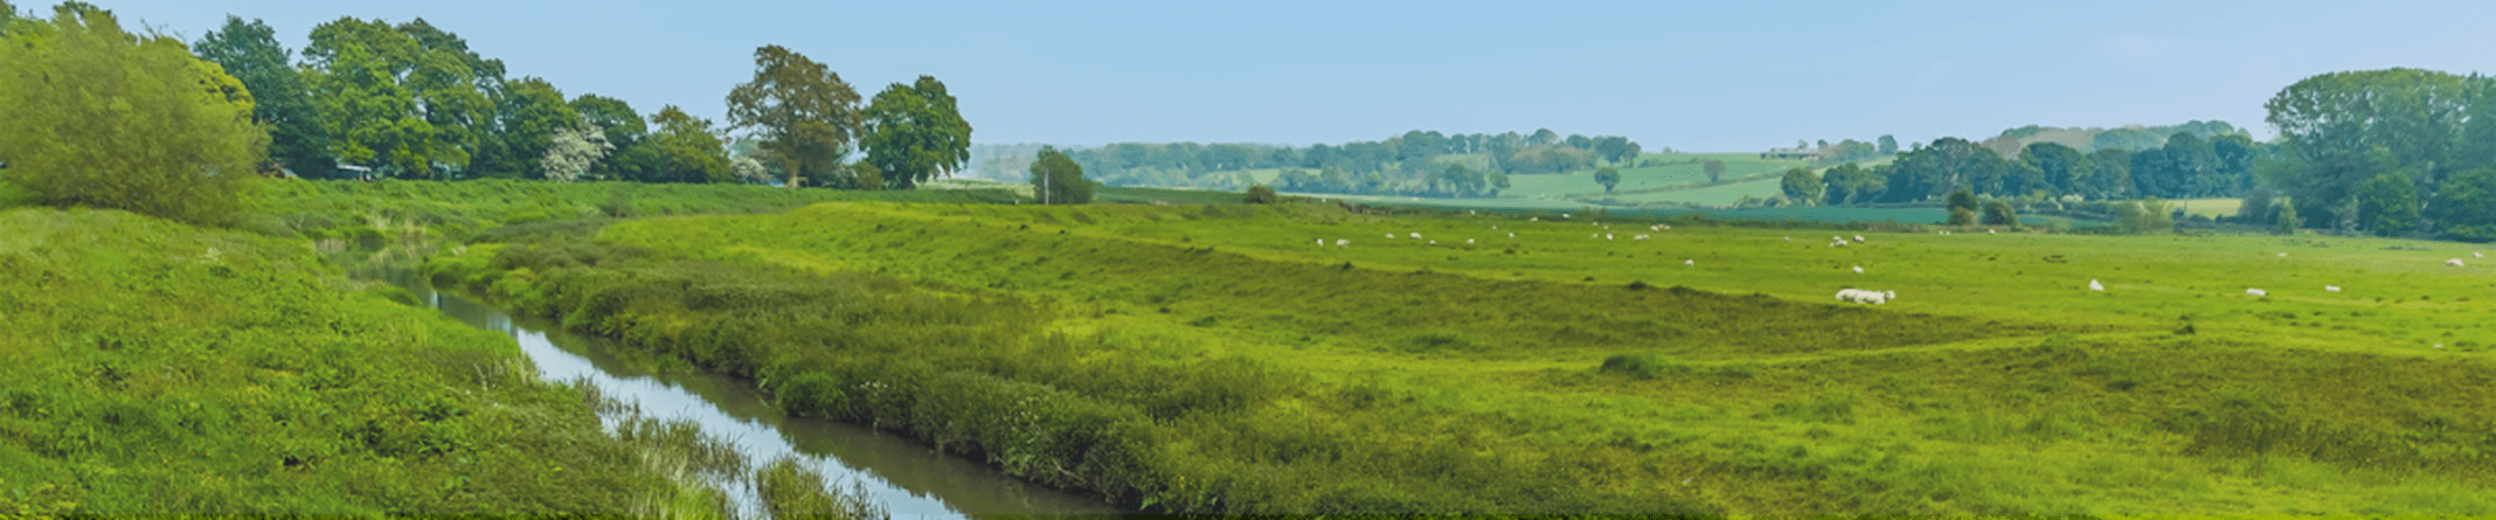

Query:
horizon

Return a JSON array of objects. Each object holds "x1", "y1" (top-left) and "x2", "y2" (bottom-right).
[{"x1": 42, "y1": 0, "x2": 2496, "y2": 152}]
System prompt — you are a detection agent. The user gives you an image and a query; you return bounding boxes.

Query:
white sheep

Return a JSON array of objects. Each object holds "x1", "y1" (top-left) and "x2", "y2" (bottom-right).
[
  {"x1": 2476, "y1": 251, "x2": 2485, "y2": 258},
  {"x1": 2088, "y1": 279, "x2": 2104, "y2": 291},
  {"x1": 1428, "y1": 240, "x2": 1437, "y2": 245},
  {"x1": 2246, "y1": 288, "x2": 2267, "y2": 297},
  {"x1": 1661, "y1": 225, "x2": 1672, "y2": 230},
  {"x1": 2325, "y1": 285, "x2": 2340, "y2": 292},
  {"x1": 1410, "y1": 232, "x2": 1423, "y2": 240},
  {"x1": 1508, "y1": 232, "x2": 1516, "y2": 239},
  {"x1": 1336, "y1": 239, "x2": 1349, "y2": 248},
  {"x1": 1591, "y1": 233, "x2": 1601, "y2": 239},
  {"x1": 1852, "y1": 265, "x2": 1865, "y2": 274},
  {"x1": 1560, "y1": 213, "x2": 1572, "y2": 219},
  {"x1": 2449, "y1": 258, "x2": 2467, "y2": 267},
  {"x1": 1684, "y1": 259, "x2": 1695, "y2": 267},
  {"x1": 1987, "y1": 229, "x2": 1996, "y2": 235},
  {"x1": 1315, "y1": 238, "x2": 1324, "y2": 247},
  {"x1": 1829, "y1": 241, "x2": 1849, "y2": 248},
  {"x1": 1386, "y1": 233, "x2": 1395, "y2": 239},
  {"x1": 2277, "y1": 252, "x2": 2287, "y2": 258},
  {"x1": 1529, "y1": 217, "x2": 1539, "y2": 222},
  {"x1": 1634, "y1": 234, "x2": 1650, "y2": 240},
  {"x1": 1834, "y1": 288, "x2": 1896, "y2": 304},
  {"x1": 1854, "y1": 234, "x2": 1866, "y2": 242},
  {"x1": 1606, "y1": 234, "x2": 1615, "y2": 240},
  {"x1": 1784, "y1": 236, "x2": 1792, "y2": 242},
  {"x1": 1465, "y1": 238, "x2": 1475, "y2": 245}
]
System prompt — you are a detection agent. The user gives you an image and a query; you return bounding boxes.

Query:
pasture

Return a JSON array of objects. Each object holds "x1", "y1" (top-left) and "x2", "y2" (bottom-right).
[{"x1": 449, "y1": 199, "x2": 2496, "y2": 514}]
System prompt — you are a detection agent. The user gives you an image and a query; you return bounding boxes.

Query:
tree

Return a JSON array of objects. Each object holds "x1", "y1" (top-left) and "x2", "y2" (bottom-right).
[
  {"x1": 300, "y1": 17, "x2": 504, "y2": 179},
  {"x1": 570, "y1": 94, "x2": 646, "y2": 179},
  {"x1": 1877, "y1": 135, "x2": 1898, "y2": 155},
  {"x1": 2265, "y1": 69, "x2": 2468, "y2": 232},
  {"x1": 1822, "y1": 162, "x2": 1883, "y2": 204},
  {"x1": 2355, "y1": 171, "x2": 2421, "y2": 234},
  {"x1": 193, "y1": 16, "x2": 328, "y2": 177},
  {"x1": 1703, "y1": 159, "x2": 1726, "y2": 183},
  {"x1": 2118, "y1": 198, "x2": 2175, "y2": 234},
  {"x1": 2275, "y1": 198, "x2": 2302, "y2": 235},
  {"x1": 731, "y1": 156, "x2": 772, "y2": 185},
  {"x1": 1780, "y1": 167, "x2": 1821, "y2": 205},
  {"x1": 491, "y1": 77, "x2": 578, "y2": 180},
  {"x1": 1030, "y1": 146, "x2": 1089, "y2": 204},
  {"x1": 1593, "y1": 167, "x2": 1621, "y2": 193},
  {"x1": 1981, "y1": 200, "x2": 2018, "y2": 228},
  {"x1": 1529, "y1": 128, "x2": 1559, "y2": 146},
  {"x1": 2237, "y1": 189, "x2": 2274, "y2": 225},
  {"x1": 0, "y1": 4, "x2": 264, "y2": 225},
  {"x1": 1946, "y1": 187, "x2": 1978, "y2": 215},
  {"x1": 2020, "y1": 142, "x2": 2089, "y2": 196},
  {"x1": 1947, "y1": 207, "x2": 1977, "y2": 226},
  {"x1": 645, "y1": 106, "x2": 732, "y2": 184},
  {"x1": 860, "y1": 75, "x2": 971, "y2": 190},
  {"x1": 2087, "y1": 148, "x2": 2134, "y2": 199},
  {"x1": 538, "y1": 117, "x2": 611, "y2": 182},
  {"x1": 2433, "y1": 167, "x2": 2496, "y2": 241},
  {"x1": 1244, "y1": 184, "x2": 1279, "y2": 204},
  {"x1": 727, "y1": 45, "x2": 860, "y2": 188}
]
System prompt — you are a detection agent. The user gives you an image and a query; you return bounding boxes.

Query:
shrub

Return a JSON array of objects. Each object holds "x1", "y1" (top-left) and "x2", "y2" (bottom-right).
[{"x1": 1243, "y1": 183, "x2": 1279, "y2": 204}]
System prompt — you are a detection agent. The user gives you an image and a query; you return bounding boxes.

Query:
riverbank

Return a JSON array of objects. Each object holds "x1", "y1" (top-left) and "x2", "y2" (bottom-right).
[{"x1": 0, "y1": 207, "x2": 855, "y2": 516}]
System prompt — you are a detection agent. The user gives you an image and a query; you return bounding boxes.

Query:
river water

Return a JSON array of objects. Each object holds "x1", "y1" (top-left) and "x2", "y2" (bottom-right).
[{"x1": 382, "y1": 270, "x2": 1127, "y2": 519}]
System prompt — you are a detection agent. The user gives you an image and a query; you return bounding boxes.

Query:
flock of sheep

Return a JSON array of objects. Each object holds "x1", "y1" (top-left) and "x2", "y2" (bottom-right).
[{"x1": 1310, "y1": 217, "x2": 2486, "y2": 310}]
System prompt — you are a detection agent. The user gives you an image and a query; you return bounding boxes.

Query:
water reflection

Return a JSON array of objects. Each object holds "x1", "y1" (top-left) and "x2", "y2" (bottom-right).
[{"x1": 385, "y1": 271, "x2": 1126, "y2": 519}]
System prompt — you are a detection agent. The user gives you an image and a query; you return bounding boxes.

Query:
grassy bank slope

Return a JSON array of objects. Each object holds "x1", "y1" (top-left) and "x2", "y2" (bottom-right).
[
  {"x1": 250, "y1": 179, "x2": 1023, "y2": 244},
  {"x1": 0, "y1": 208, "x2": 738, "y2": 515}
]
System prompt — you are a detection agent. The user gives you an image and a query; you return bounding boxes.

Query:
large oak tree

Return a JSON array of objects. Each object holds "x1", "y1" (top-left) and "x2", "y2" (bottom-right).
[{"x1": 727, "y1": 45, "x2": 859, "y2": 188}]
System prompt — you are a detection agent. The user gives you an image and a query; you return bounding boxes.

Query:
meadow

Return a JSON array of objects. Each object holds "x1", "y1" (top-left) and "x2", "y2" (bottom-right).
[
  {"x1": 0, "y1": 208, "x2": 764, "y2": 515},
  {"x1": 427, "y1": 199, "x2": 2496, "y2": 515}
]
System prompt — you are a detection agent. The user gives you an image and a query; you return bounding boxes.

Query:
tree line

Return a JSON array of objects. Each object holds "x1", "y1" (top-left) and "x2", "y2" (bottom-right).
[
  {"x1": 4, "y1": 2, "x2": 972, "y2": 196},
  {"x1": 1062, "y1": 129, "x2": 1646, "y2": 198}
]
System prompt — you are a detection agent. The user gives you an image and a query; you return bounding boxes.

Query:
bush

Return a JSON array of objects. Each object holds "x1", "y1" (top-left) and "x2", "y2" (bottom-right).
[
  {"x1": 0, "y1": 7, "x2": 264, "y2": 226},
  {"x1": 1243, "y1": 183, "x2": 1279, "y2": 204},
  {"x1": 1981, "y1": 200, "x2": 2018, "y2": 228}
]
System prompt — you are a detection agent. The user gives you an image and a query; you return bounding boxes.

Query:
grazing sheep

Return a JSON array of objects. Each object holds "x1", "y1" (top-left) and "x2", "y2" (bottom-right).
[
  {"x1": 2326, "y1": 285, "x2": 2341, "y2": 292},
  {"x1": 2246, "y1": 288, "x2": 2267, "y2": 297},
  {"x1": 1606, "y1": 234, "x2": 1615, "y2": 240},
  {"x1": 1508, "y1": 232, "x2": 1516, "y2": 239},
  {"x1": 1832, "y1": 236, "x2": 1844, "y2": 242},
  {"x1": 1684, "y1": 259, "x2": 1695, "y2": 267},
  {"x1": 1315, "y1": 238, "x2": 1324, "y2": 247},
  {"x1": 1662, "y1": 225, "x2": 1672, "y2": 230},
  {"x1": 1987, "y1": 229, "x2": 1996, "y2": 235},
  {"x1": 1530, "y1": 217, "x2": 1539, "y2": 222},
  {"x1": 1410, "y1": 232, "x2": 1423, "y2": 240},
  {"x1": 1854, "y1": 235, "x2": 1867, "y2": 242},
  {"x1": 1465, "y1": 238, "x2": 1475, "y2": 244},
  {"x1": 1830, "y1": 241, "x2": 1849, "y2": 248},
  {"x1": 1560, "y1": 213, "x2": 1572, "y2": 219},
  {"x1": 2088, "y1": 279, "x2": 2104, "y2": 291},
  {"x1": 1852, "y1": 265, "x2": 1865, "y2": 274},
  {"x1": 1591, "y1": 233, "x2": 1601, "y2": 239},
  {"x1": 2277, "y1": 252, "x2": 2287, "y2": 258},
  {"x1": 1634, "y1": 234, "x2": 1650, "y2": 240},
  {"x1": 1835, "y1": 288, "x2": 1896, "y2": 304},
  {"x1": 2450, "y1": 258, "x2": 2467, "y2": 267},
  {"x1": 1429, "y1": 240, "x2": 1437, "y2": 245},
  {"x1": 1386, "y1": 233, "x2": 1395, "y2": 239},
  {"x1": 1784, "y1": 236, "x2": 1792, "y2": 242},
  {"x1": 2476, "y1": 251, "x2": 2485, "y2": 258},
  {"x1": 1336, "y1": 239, "x2": 1349, "y2": 248}
]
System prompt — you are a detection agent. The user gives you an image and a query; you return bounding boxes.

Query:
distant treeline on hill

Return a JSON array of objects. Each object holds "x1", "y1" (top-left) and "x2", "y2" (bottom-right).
[
  {"x1": 1797, "y1": 122, "x2": 2266, "y2": 207},
  {"x1": 969, "y1": 129, "x2": 1653, "y2": 198}
]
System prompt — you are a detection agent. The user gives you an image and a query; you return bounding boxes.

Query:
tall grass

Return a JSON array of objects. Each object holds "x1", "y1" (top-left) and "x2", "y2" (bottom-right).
[{"x1": 0, "y1": 207, "x2": 754, "y2": 515}]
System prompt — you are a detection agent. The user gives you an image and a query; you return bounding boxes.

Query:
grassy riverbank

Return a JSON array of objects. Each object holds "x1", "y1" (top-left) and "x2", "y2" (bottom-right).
[
  {"x1": 427, "y1": 199, "x2": 2496, "y2": 514},
  {"x1": 0, "y1": 207, "x2": 775, "y2": 515}
]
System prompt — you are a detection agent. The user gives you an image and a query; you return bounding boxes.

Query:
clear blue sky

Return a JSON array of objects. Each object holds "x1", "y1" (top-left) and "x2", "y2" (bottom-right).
[{"x1": 47, "y1": 0, "x2": 2496, "y2": 151}]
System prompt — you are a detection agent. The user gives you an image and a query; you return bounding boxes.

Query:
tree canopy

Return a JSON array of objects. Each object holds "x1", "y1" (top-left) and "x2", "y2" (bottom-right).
[
  {"x1": 860, "y1": 76, "x2": 971, "y2": 190},
  {"x1": 193, "y1": 16, "x2": 327, "y2": 177},
  {"x1": 0, "y1": 3, "x2": 264, "y2": 225},
  {"x1": 1030, "y1": 147, "x2": 1089, "y2": 204},
  {"x1": 726, "y1": 45, "x2": 859, "y2": 189}
]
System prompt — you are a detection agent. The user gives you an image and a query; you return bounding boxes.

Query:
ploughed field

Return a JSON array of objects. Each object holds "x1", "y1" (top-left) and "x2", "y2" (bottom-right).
[{"x1": 432, "y1": 201, "x2": 2496, "y2": 515}]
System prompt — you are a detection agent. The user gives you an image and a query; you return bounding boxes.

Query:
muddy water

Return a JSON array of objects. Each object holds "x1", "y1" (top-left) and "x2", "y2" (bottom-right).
[{"x1": 385, "y1": 270, "x2": 1126, "y2": 518}]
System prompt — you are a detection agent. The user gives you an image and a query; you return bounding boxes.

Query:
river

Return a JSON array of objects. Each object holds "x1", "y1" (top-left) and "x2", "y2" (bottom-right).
[{"x1": 382, "y1": 270, "x2": 1128, "y2": 519}]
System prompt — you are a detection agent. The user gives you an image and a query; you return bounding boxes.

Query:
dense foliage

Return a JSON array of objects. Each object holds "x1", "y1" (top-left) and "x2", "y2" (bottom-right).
[
  {"x1": 1050, "y1": 129, "x2": 1643, "y2": 197},
  {"x1": 0, "y1": 5, "x2": 263, "y2": 226}
]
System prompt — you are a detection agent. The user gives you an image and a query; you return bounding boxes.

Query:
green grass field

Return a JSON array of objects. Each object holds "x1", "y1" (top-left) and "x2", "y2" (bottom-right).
[
  {"x1": 436, "y1": 199, "x2": 2496, "y2": 515},
  {"x1": 0, "y1": 208, "x2": 760, "y2": 515}
]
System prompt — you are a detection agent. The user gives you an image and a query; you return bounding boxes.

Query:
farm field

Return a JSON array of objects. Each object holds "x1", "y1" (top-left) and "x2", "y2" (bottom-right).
[{"x1": 439, "y1": 200, "x2": 2496, "y2": 515}]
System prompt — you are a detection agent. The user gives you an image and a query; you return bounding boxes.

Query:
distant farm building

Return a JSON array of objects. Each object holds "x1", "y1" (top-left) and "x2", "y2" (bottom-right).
[{"x1": 1760, "y1": 147, "x2": 1821, "y2": 160}]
